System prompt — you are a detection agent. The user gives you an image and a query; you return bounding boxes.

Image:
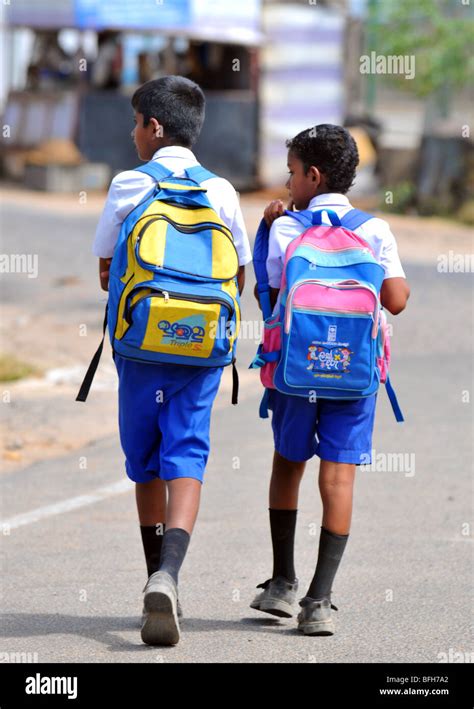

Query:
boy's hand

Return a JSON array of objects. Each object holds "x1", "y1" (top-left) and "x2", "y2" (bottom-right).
[
  {"x1": 263, "y1": 199, "x2": 294, "y2": 227},
  {"x1": 99, "y1": 258, "x2": 112, "y2": 291},
  {"x1": 254, "y1": 283, "x2": 261, "y2": 310},
  {"x1": 254, "y1": 284, "x2": 280, "y2": 312},
  {"x1": 237, "y1": 265, "x2": 245, "y2": 295}
]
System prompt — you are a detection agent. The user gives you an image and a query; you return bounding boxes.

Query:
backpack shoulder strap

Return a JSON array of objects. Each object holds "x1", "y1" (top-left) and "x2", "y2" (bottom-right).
[
  {"x1": 134, "y1": 161, "x2": 173, "y2": 182},
  {"x1": 76, "y1": 304, "x2": 108, "y2": 402},
  {"x1": 340, "y1": 208, "x2": 373, "y2": 231},
  {"x1": 184, "y1": 165, "x2": 218, "y2": 184},
  {"x1": 284, "y1": 208, "x2": 313, "y2": 228},
  {"x1": 253, "y1": 218, "x2": 273, "y2": 320},
  {"x1": 253, "y1": 209, "x2": 314, "y2": 319}
]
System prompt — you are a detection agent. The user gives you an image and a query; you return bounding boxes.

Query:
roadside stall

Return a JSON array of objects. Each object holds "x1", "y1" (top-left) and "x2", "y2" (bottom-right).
[{"x1": 2, "y1": 0, "x2": 263, "y2": 190}]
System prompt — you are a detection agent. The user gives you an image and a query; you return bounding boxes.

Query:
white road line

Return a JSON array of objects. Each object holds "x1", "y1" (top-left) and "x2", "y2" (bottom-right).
[
  {"x1": 0, "y1": 370, "x2": 261, "y2": 531},
  {"x1": 0, "y1": 480, "x2": 133, "y2": 531}
]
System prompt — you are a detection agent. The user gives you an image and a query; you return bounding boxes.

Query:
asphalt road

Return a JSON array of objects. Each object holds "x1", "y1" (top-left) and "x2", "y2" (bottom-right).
[{"x1": 0, "y1": 201, "x2": 472, "y2": 663}]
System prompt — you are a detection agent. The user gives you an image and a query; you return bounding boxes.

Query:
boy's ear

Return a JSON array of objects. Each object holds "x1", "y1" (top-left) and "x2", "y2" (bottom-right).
[
  {"x1": 308, "y1": 165, "x2": 321, "y2": 185},
  {"x1": 149, "y1": 118, "x2": 164, "y2": 139}
]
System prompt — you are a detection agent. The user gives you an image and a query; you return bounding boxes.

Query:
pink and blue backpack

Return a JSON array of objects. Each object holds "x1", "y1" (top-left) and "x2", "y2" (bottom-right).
[{"x1": 250, "y1": 208, "x2": 404, "y2": 422}]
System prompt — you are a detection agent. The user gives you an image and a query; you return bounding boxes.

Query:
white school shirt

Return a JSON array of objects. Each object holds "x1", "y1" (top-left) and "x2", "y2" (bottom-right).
[
  {"x1": 92, "y1": 145, "x2": 252, "y2": 266},
  {"x1": 266, "y1": 193, "x2": 406, "y2": 314}
]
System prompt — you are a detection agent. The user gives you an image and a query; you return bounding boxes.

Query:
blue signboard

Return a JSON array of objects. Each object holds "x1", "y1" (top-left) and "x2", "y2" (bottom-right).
[
  {"x1": 6, "y1": 0, "x2": 75, "y2": 27},
  {"x1": 6, "y1": 0, "x2": 261, "y2": 43},
  {"x1": 75, "y1": 0, "x2": 190, "y2": 30}
]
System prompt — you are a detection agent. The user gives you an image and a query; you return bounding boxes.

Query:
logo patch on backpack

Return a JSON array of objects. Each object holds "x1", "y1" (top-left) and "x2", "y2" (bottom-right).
[
  {"x1": 306, "y1": 342, "x2": 352, "y2": 377},
  {"x1": 158, "y1": 315, "x2": 206, "y2": 347}
]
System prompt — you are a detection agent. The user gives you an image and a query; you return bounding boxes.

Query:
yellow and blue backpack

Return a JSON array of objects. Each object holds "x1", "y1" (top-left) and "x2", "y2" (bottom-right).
[{"x1": 77, "y1": 162, "x2": 241, "y2": 403}]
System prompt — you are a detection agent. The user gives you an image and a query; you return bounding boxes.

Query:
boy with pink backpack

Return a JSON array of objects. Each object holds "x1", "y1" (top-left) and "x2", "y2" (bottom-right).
[{"x1": 250, "y1": 125, "x2": 410, "y2": 636}]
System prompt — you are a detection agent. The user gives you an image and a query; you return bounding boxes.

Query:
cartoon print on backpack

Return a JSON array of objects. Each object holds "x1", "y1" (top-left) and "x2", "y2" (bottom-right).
[{"x1": 306, "y1": 343, "x2": 353, "y2": 374}]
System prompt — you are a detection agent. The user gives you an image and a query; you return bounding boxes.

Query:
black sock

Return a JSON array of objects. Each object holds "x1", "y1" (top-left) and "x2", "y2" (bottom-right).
[
  {"x1": 140, "y1": 524, "x2": 166, "y2": 578},
  {"x1": 306, "y1": 526, "x2": 349, "y2": 601},
  {"x1": 269, "y1": 508, "x2": 297, "y2": 582},
  {"x1": 158, "y1": 528, "x2": 190, "y2": 584}
]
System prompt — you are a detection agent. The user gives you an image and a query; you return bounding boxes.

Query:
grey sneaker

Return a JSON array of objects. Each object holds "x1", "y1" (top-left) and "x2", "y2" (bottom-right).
[
  {"x1": 141, "y1": 580, "x2": 183, "y2": 626},
  {"x1": 140, "y1": 598, "x2": 183, "y2": 626},
  {"x1": 250, "y1": 577, "x2": 299, "y2": 618},
  {"x1": 141, "y1": 570, "x2": 180, "y2": 646},
  {"x1": 297, "y1": 596, "x2": 338, "y2": 636}
]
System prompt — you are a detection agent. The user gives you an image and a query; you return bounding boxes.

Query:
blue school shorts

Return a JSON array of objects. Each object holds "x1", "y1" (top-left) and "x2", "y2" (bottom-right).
[
  {"x1": 267, "y1": 389, "x2": 377, "y2": 465},
  {"x1": 113, "y1": 353, "x2": 223, "y2": 484}
]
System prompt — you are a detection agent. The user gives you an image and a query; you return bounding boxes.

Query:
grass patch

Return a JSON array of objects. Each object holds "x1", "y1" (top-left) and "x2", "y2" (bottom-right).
[{"x1": 0, "y1": 353, "x2": 40, "y2": 382}]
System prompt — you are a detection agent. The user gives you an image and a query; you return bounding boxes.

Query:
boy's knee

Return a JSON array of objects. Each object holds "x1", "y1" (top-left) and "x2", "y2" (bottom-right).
[
  {"x1": 273, "y1": 451, "x2": 306, "y2": 476},
  {"x1": 319, "y1": 462, "x2": 356, "y2": 493}
]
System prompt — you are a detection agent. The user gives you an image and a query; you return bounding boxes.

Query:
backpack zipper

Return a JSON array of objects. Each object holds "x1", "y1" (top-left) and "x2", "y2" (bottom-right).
[
  {"x1": 136, "y1": 214, "x2": 232, "y2": 242},
  {"x1": 134, "y1": 215, "x2": 238, "y2": 279},
  {"x1": 125, "y1": 287, "x2": 233, "y2": 325}
]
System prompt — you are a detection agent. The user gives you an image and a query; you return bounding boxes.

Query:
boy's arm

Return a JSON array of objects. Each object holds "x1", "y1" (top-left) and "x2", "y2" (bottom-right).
[
  {"x1": 223, "y1": 182, "x2": 251, "y2": 296},
  {"x1": 93, "y1": 171, "x2": 154, "y2": 290},
  {"x1": 377, "y1": 220, "x2": 410, "y2": 315},
  {"x1": 380, "y1": 277, "x2": 410, "y2": 315},
  {"x1": 237, "y1": 265, "x2": 245, "y2": 295},
  {"x1": 99, "y1": 258, "x2": 112, "y2": 291},
  {"x1": 254, "y1": 200, "x2": 295, "y2": 310}
]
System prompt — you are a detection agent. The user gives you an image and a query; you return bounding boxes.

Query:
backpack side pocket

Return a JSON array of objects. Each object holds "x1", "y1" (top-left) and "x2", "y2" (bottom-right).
[{"x1": 376, "y1": 309, "x2": 391, "y2": 383}]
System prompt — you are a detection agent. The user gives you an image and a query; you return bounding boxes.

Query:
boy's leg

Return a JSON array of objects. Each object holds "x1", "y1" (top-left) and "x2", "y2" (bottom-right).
[
  {"x1": 320, "y1": 459, "x2": 355, "y2": 535},
  {"x1": 269, "y1": 450, "x2": 306, "y2": 582},
  {"x1": 113, "y1": 353, "x2": 170, "y2": 580},
  {"x1": 305, "y1": 460, "x2": 354, "y2": 602},
  {"x1": 136, "y1": 478, "x2": 167, "y2": 578},
  {"x1": 155, "y1": 477, "x2": 201, "y2": 584},
  {"x1": 140, "y1": 362, "x2": 221, "y2": 646},
  {"x1": 266, "y1": 390, "x2": 318, "y2": 584},
  {"x1": 304, "y1": 394, "x2": 377, "y2": 605},
  {"x1": 153, "y1": 364, "x2": 222, "y2": 585},
  {"x1": 251, "y1": 391, "x2": 317, "y2": 617}
]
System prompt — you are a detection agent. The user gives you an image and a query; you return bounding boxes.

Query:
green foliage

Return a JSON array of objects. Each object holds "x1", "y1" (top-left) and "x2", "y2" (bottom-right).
[
  {"x1": 0, "y1": 354, "x2": 39, "y2": 382},
  {"x1": 375, "y1": 0, "x2": 474, "y2": 97},
  {"x1": 379, "y1": 181, "x2": 416, "y2": 214}
]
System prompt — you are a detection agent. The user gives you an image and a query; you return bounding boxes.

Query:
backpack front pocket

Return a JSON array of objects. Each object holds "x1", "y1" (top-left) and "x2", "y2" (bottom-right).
[
  {"x1": 282, "y1": 280, "x2": 378, "y2": 391},
  {"x1": 122, "y1": 285, "x2": 234, "y2": 359},
  {"x1": 135, "y1": 216, "x2": 238, "y2": 281}
]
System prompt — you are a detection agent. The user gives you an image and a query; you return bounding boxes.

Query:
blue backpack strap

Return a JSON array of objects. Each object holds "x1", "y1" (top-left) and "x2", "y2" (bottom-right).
[
  {"x1": 311, "y1": 209, "x2": 341, "y2": 226},
  {"x1": 249, "y1": 344, "x2": 280, "y2": 369},
  {"x1": 184, "y1": 165, "x2": 217, "y2": 184},
  {"x1": 340, "y1": 208, "x2": 373, "y2": 231},
  {"x1": 285, "y1": 208, "x2": 313, "y2": 228},
  {"x1": 385, "y1": 375, "x2": 404, "y2": 423},
  {"x1": 259, "y1": 388, "x2": 271, "y2": 419},
  {"x1": 134, "y1": 161, "x2": 173, "y2": 182},
  {"x1": 253, "y1": 208, "x2": 312, "y2": 319},
  {"x1": 253, "y1": 218, "x2": 273, "y2": 320}
]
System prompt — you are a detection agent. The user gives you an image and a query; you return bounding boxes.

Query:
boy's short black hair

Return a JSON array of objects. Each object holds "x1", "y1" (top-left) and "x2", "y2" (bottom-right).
[
  {"x1": 131, "y1": 76, "x2": 205, "y2": 148},
  {"x1": 286, "y1": 124, "x2": 359, "y2": 194}
]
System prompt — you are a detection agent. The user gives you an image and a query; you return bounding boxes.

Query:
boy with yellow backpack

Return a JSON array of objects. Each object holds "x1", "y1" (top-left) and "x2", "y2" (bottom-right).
[{"x1": 77, "y1": 76, "x2": 251, "y2": 646}]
